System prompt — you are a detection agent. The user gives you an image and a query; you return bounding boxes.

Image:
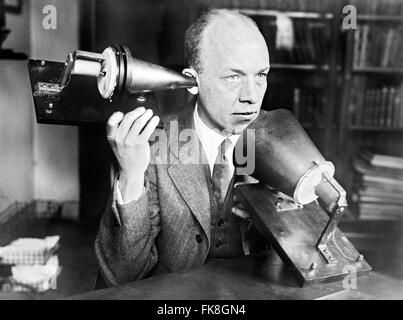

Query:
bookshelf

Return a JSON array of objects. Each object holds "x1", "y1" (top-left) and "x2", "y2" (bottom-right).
[
  {"x1": 338, "y1": 0, "x2": 403, "y2": 219},
  {"x1": 339, "y1": 19, "x2": 403, "y2": 136}
]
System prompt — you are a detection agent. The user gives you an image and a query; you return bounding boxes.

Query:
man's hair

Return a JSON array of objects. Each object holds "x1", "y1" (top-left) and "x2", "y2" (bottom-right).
[{"x1": 184, "y1": 9, "x2": 259, "y2": 73}]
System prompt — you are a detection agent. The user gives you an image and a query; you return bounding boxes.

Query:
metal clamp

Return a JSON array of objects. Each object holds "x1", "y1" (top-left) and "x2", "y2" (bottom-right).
[
  {"x1": 270, "y1": 191, "x2": 303, "y2": 212},
  {"x1": 318, "y1": 244, "x2": 337, "y2": 265},
  {"x1": 35, "y1": 82, "x2": 62, "y2": 96}
]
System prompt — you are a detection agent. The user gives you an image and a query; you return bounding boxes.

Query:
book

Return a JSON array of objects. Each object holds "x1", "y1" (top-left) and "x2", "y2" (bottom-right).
[
  {"x1": 358, "y1": 202, "x2": 403, "y2": 220},
  {"x1": 361, "y1": 182, "x2": 403, "y2": 194},
  {"x1": 379, "y1": 87, "x2": 388, "y2": 127},
  {"x1": 359, "y1": 150, "x2": 403, "y2": 170},
  {"x1": 293, "y1": 87, "x2": 300, "y2": 120},
  {"x1": 398, "y1": 83, "x2": 403, "y2": 128},
  {"x1": 353, "y1": 193, "x2": 403, "y2": 205},
  {"x1": 356, "y1": 78, "x2": 365, "y2": 125},
  {"x1": 389, "y1": 27, "x2": 403, "y2": 68},
  {"x1": 357, "y1": 188, "x2": 403, "y2": 200},
  {"x1": 386, "y1": 87, "x2": 395, "y2": 127},
  {"x1": 359, "y1": 25, "x2": 370, "y2": 68},
  {"x1": 353, "y1": 28, "x2": 361, "y2": 69},
  {"x1": 361, "y1": 174, "x2": 403, "y2": 187},
  {"x1": 381, "y1": 29, "x2": 394, "y2": 67},
  {"x1": 305, "y1": 21, "x2": 317, "y2": 63},
  {"x1": 375, "y1": 87, "x2": 383, "y2": 126},
  {"x1": 353, "y1": 157, "x2": 403, "y2": 180}
]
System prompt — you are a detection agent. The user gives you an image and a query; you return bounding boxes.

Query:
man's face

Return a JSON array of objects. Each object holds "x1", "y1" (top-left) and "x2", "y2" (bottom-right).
[{"x1": 196, "y1": 19, "x2": 270, "y2": 135}]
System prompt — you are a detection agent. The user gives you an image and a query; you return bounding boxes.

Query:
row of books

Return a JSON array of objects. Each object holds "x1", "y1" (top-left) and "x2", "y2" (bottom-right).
[
  {"x1": 212, "y1": 0, "x2": 336, "y2": 12},
  {"x1": 351, "y1": 150, "x2": 403, "y2": 220},
  {"x1": 292, "y1": 87, "x2": 326, "y2": 126},
  {"x1": 257, "y1": 18, "x2": 331, "y2": 65},
  {"x1": 348, "y1": 79, "x2": 403, "y2": 128},
  {"x1": 349, "y1": 0, "x2": 403, "y2": 16},
  {"x1": 353, "y1": 25, "x2": 403, "y2": 69}
]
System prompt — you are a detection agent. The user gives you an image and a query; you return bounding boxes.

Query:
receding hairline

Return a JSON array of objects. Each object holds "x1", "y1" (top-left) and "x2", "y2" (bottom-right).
[
  {"x1": 201, "y1": 10, "x2": 263, "y2": 46},
  {"x1": 184, "y1": 9, "x2": 265, "y2": 72},
  {"x1": 199, "y1": 10, "x2": 266, "y2": 67},
  {"x1": 204, "y1": 9, "x2": 260, "y2": 31}
]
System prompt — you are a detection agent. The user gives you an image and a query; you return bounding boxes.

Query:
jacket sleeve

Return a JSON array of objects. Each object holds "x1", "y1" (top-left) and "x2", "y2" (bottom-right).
[{"x1": 94, "y1": 164, "x2": 161, "y2": 286}]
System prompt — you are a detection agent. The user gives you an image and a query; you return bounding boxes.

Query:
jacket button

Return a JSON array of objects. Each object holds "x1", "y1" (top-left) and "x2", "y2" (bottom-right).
[{"x1": 195, "y1": 234, "x2": 203, "y2": 243}]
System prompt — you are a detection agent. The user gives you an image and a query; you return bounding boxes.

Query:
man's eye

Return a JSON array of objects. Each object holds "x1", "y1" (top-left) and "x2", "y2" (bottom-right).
[
  {"x1": 225, "y1": 74, "x2": 240, "y2": 81},
  {"x1": 257, "y1": 73, "x2": 268, "y2": 79}
]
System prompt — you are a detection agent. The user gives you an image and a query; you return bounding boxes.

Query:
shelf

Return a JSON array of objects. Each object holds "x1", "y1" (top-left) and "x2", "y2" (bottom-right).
[
  {"x1": 271, "y1": 64, "x2": 331, "y2": 71},
  {"x1": 357, "y1": 15, "x2": 403, "y2": 23},
  {"x1": 229, "y1": 9, "x2": 334, "y2": 20},
  {"x1": 348, "y1": 126, "x2": 403, "y2": 132},
  {"x1": 352, "y1": 67, "x2": 403, "y2": 75},
  {"x1": 301, "y1": 123, "x2": 327, "y2": 129}
]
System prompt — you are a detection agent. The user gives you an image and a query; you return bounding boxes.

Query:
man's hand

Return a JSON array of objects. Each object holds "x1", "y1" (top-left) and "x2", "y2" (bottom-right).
[
  {"x1": 232, "y1": 194, "x2": 251, "y2": 220},
  {"x1": 106, "y1": 107, "x2": 160, "y2": 201}
]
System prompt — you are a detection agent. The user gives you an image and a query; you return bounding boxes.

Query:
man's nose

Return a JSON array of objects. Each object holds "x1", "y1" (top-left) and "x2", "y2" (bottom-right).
[{"x1": 239, "y1": 79, "x2": 259, "y2": 104}]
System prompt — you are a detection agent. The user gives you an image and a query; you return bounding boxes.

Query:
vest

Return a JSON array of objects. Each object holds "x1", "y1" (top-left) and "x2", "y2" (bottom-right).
[{"x1": 205, "y1": 165, "x2": 244, "y2": 258}]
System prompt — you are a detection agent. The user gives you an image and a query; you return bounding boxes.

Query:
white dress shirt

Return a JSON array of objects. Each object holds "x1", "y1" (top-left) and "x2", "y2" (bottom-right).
[
  {"x1": 117, "y1": 103, "x2": 240, "y2": 203},
  {"x1": 193, "y1": 103, "x2": 240, "y2": 177}
]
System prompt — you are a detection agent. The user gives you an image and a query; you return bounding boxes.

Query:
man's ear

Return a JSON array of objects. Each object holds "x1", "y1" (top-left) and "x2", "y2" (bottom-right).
[{"x1": 182, "y1": 68, "x2": 199, "y2": 95}]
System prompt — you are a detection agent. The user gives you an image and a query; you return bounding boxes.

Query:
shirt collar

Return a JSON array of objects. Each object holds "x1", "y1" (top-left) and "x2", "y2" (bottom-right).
[{"x1": 193, "y1": 102, "x2": 240, "y2": 161}]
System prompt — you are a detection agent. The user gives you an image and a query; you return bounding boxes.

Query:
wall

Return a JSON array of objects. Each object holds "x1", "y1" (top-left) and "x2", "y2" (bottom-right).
[
  {"x1": 0, "y1": 0, "x2": 79, "y2": 216},
  {"x1": 0, "y1": 0, "x2": 33, "y2": 213},
  {"x1": 0, "y1": 60, "x2": 34, "y2": 213},
  {"x1": 30, "y1": 0, "x2": 79, "y2": 202}
]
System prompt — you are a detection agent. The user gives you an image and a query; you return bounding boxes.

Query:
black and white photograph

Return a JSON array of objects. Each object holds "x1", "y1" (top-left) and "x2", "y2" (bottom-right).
[{"x1": 1, "y1": 0, "x2": 403, "y2": 307}]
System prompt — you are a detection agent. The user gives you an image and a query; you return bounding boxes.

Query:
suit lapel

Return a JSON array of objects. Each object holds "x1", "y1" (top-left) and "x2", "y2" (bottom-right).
[
  {"x1": 168, "y1": 164, "x2": 211, "y2": 242},
  {"x1": 166, "y1": 103, "x2": 212, "y2": 242}
]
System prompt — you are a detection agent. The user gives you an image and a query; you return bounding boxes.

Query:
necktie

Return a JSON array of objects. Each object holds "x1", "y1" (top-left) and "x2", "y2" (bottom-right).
[{"x1": 212, "y1": 138, "x2": 233, "y2": 207}]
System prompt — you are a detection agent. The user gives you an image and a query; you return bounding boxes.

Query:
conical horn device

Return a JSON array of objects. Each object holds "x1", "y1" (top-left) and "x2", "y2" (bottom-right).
[
  {"x1": 235, "y1": 109, "x2": 347, "y2": 213},
  {"x1": 59, "y1": 44, "x2": 197, "y2": 100}
]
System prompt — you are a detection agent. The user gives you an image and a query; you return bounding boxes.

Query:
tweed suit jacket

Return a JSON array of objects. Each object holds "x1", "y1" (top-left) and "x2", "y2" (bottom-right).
[{"x1": 95, "y1": 102, "x2": 264, "y2": 286}]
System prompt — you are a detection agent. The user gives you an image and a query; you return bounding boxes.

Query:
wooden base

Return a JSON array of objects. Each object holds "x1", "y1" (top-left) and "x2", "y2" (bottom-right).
[{"x1": 236, "y1": 183, "x2": 372, "y2": 287}]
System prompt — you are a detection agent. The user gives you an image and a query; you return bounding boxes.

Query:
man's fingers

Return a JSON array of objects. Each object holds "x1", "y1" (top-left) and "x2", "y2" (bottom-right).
[
  {"x1": 106, "y1": 112, "x2": 124, "y2": 139},
  {"x1": 128, "y1": 109, "x2": 154, "y2": 137},
  {"x1": 231, "y1": 207, "x2": 250, "y2": 220},
  {"x1": 116, "y1": 107, "x2": 147, "y2": 140},
  {"x1": 140, "y1": 116, "x2": 160, "y2": 140}
]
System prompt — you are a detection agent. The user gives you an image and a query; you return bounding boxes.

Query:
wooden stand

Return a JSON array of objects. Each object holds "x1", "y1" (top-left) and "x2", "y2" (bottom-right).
[{"x1": 235, "y1": 183, "x2": 372, "y2": 286}]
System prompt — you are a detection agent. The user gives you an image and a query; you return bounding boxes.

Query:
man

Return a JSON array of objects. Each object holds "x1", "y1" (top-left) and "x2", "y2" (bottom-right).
[{"x1": 95, "y1": 8, "x2": 270, "y2": 286}]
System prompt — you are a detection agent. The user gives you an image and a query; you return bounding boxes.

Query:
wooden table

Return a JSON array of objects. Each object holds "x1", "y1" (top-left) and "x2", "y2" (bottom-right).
[{"x1": 69, "y1": 251, "x2": 403, "y2": 300}]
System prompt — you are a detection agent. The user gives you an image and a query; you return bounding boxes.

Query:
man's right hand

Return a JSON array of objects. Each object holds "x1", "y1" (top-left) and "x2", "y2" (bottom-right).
[{"x1": 106, "y1": 107, "x2": 160, "y2": 202}]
